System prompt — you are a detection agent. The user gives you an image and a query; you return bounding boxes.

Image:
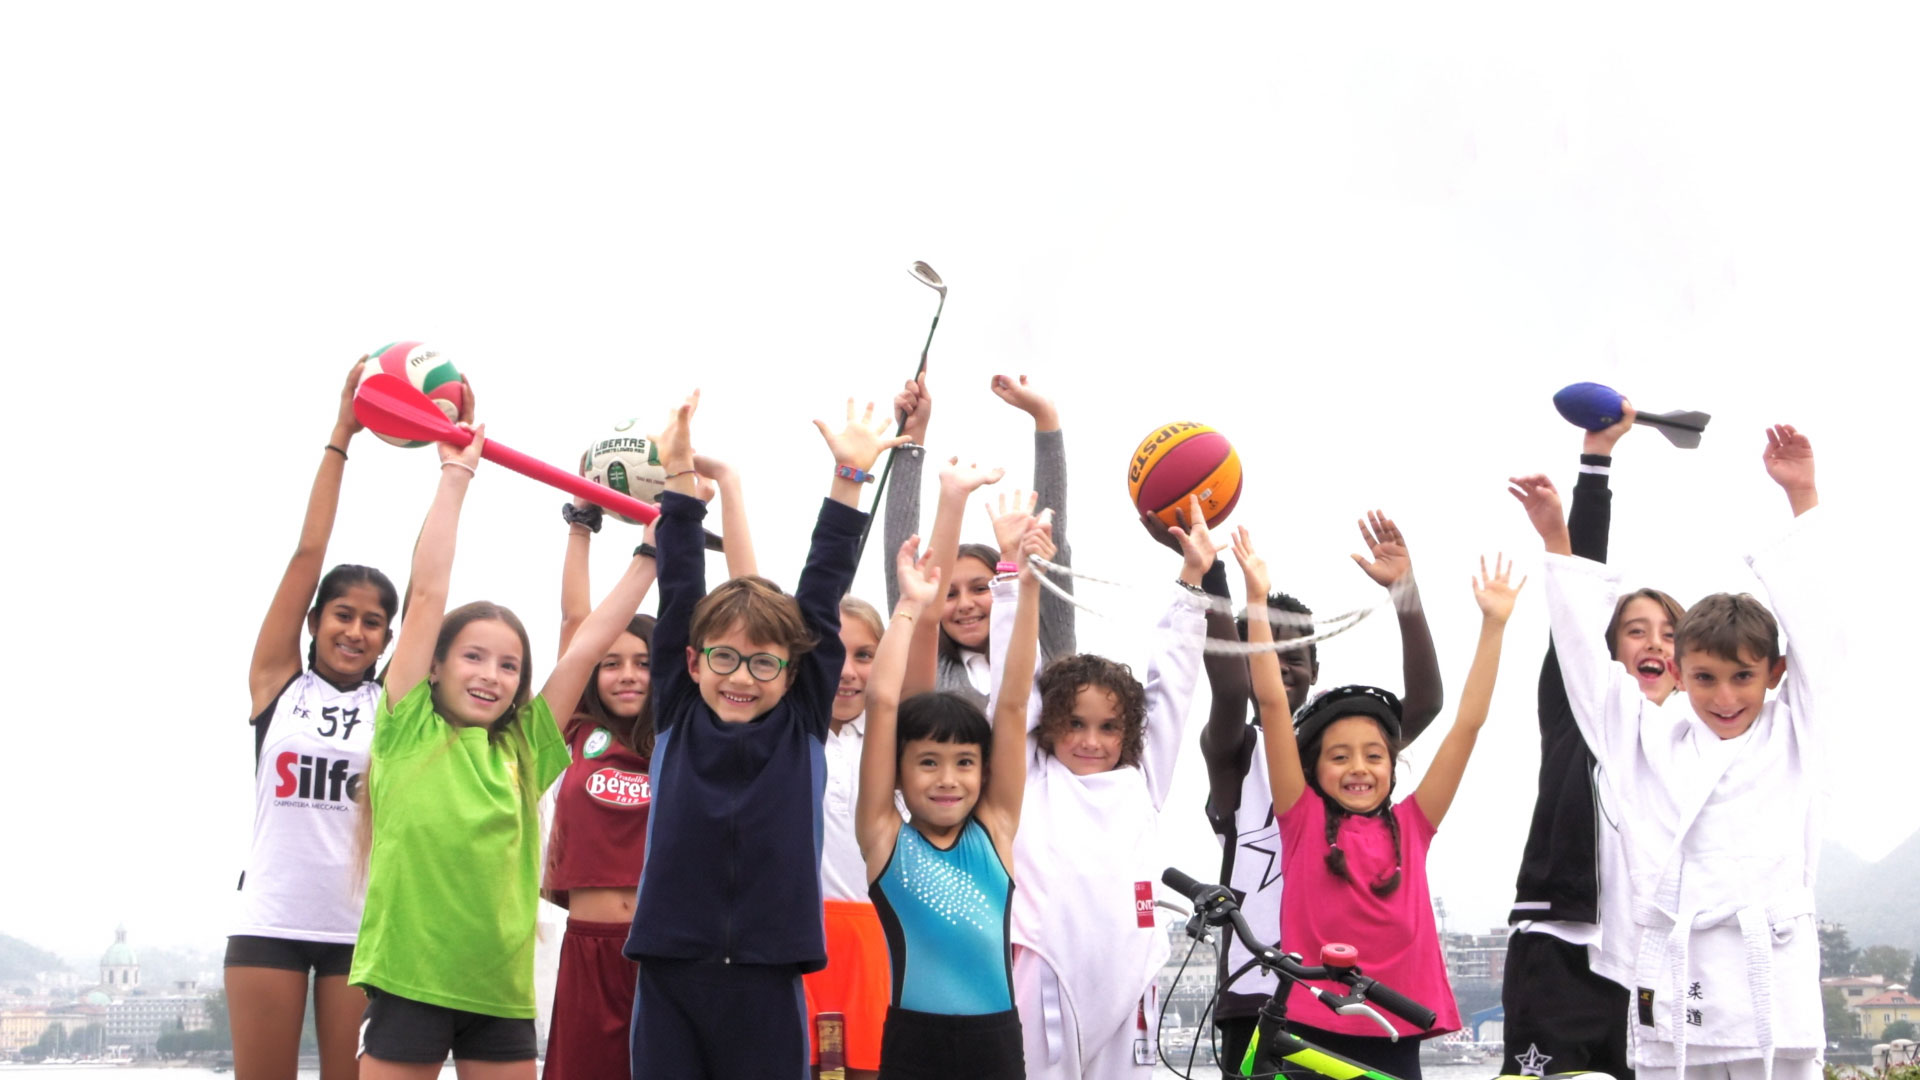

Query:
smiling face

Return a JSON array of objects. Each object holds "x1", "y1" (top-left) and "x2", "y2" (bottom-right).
[
  {"x1": 834, "y1": 619, "x2": 879, "y2": 728},
  {"x1": 595, "y1": 630, "x2": 650, "y2": 719},
  {"x1": 1675, "y1": 647, "x2": 1784, "y2": 739},
  {"x1": 308, "y1": 582, "x2": 392, "y2": 684},
  {"x1": 941, "y1": 555, "x2": 995, "y2": 650},
  {"x1": 1612, "y1": 596, "x2": 1678, "y2": 703},
  {"x1": 898, "y1": 736, "x2": 983, "y2": 838},
  {"x1": 431, "y1": 618, "x2": 524, "y2": 727},
  {"x1": 1052, "y1": 684, "x2": 1125, "y2": 775},
  {"x1": 1274, "y1": 624, "x2": 1319, "y2": 713},
  {"x1": 1313, "y1": 715, "x2": 1394, "y2": 813},
  {"x1": 687, "y1": 620, "x2": 792, "y2": 724}
]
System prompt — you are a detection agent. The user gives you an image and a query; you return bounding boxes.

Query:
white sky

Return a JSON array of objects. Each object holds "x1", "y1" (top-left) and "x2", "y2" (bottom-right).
[{"x1": 2, "y1": 3, "x2": 1913, "y2": 959}]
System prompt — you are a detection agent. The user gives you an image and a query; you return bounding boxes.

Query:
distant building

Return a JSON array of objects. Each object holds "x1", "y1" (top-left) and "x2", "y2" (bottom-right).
[
  {"x1": 99, "y1": 925, "x2": 139, "y2": 990},
  {"x1": 1852, "y1": 989, "x2": 1920, "y2": 1041},
  {"x1": 105, "y1": 994, "x2": 208, "y2": 1053},
  {"x1": 0, "y1": 1005, "x2": 102, "y2": 1056},
  {"x1": 1825, "y1": 974, "x2": 1888, "y2": 1003}
]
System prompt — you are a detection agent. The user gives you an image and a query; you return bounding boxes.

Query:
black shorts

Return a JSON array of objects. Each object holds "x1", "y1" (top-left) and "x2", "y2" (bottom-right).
[
  {"x1": 224, "y1": 935, "x2": 355, "y2": 978},
  {"x1": 1501, "y1": 929, "x2": 1634, "y2": 1080},
  {"x1": 878, "y1": 1006, "x2": 1023, "y2": 1080},
  {"x1": 357, "y1": 987, "x2": 536, "y2": 1064}
]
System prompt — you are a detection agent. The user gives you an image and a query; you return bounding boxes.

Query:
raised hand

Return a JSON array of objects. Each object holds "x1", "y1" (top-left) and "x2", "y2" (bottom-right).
[
  {"x1": 938, "y1": 457, "x2": 1005, "y2": 497},
  {"x1": 439, "y1": 422, "x2": 485, "y2": 473},
  {"x1": 894, "y1": 536, "x2": 944, "y2": 612},
  {"x1": 1506, "y1": 474, "x2": 1570, "y2": 553},
  {"x1": 337, "y1": 356, "x2": 368, "y2": 436},
  {"x1": 989, "y1": 373, "x2": 1060, "y2": 430},
  {"x1": 1585, "y1": 396, "x2": 1636, "y2": 455},
  {"x1": 1166, "y1": 494, "x2": 1222, "y2": 583},
  {"x1": 1017, "y1": 511, "x2": 1057, "y2": 581},
  {"x1": 1762, "y1": 424, "x2": 1815, "y2": 492},
  {"x1": 815, "y1": 397, "x2": 911, "y2": 473},
  {"x1": 1350, "y1": 510, "x2": 1414, "y2": 588},
  {"x1": 1231, "y1": 525, "x2": 1271, "y2": 600},
  {"x1": 989, "y1": 489, "x2": 1039, "y2": 561},
  {"x1": 895, "y1": 370, "x2": 932, "y2": 446},
  {"x1": 1472, "y1": 553, "x2": 1526, "y2": 624},
  {"x1": 653, "y1": 390, "x2": 700, "y2": 471}
]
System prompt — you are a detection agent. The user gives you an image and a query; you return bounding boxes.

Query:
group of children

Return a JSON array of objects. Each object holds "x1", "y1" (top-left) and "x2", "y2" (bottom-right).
[{"x1": 229, "y1": 356, "x2": 1831, "y2": 1080}]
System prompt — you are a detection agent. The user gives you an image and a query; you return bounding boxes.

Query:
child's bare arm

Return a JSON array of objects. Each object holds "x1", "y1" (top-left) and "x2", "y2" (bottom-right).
[
  {"x1": 980, "y1": 518, "x2": 1047, "y2": 863},
  {"x1": 1239, "y1": 526, "x2": 1308, "y2": 815},
  {"x1": 1414, "y1": 555, "x2": 1523, "y2": 827},
  {"x1": 691, "y1": 454, "x2": 757, "y2": 579},
  {"x1": 545, "y1": 551, "x2": 658, "y2": 731},
  {"x1": 1352, "y1": 511, "x2": 1445, "y2": 742},
  {"x1": 905, "y1": 458, "x2": 1002, "y2": 695},
  {"x1": 385, "y1": 424, "x2": 486, "y2": 704},
  {"x1": 859, "y1": 538, "x2": 940, "y2": 878},
  {"x1": 557, "y1": 504, "x2": 597, "y2": 660},
  {"x1": 250, "y1": 357, "x2": 367, "y2": 712}
]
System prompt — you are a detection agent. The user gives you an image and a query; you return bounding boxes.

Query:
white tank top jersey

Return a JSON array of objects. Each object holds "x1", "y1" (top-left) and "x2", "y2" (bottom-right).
[
  {"x1": 1220, "y1": 725, "x2": 1283, "y2": 1004},
  {"x1": 234, "y1": 671, "x2": 380, "y2": 943}
]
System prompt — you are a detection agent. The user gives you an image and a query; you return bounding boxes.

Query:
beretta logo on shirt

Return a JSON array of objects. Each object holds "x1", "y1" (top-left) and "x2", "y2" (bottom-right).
[{"x1": 586, "y1": 768, "x2": 650, "y2": 807}]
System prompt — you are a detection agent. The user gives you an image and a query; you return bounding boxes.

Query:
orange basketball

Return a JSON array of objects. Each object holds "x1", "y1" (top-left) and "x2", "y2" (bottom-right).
[{"x1": 1127, "y1": 422, "x2": 1242, "y2": 527}]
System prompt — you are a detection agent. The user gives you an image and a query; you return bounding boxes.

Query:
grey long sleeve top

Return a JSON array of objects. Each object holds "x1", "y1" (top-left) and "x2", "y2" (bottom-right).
[{"x1": 882, "y1": 430, "x2": 1075, "y2": 709}]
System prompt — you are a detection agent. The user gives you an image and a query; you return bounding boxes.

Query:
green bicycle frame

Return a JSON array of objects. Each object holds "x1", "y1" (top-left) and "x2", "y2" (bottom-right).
[{"x1": 1239, "y1": 1024, "x2": 1402, "y2": 1080}]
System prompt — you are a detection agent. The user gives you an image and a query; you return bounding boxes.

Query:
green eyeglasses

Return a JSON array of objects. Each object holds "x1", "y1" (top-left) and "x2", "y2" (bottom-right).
[{"x1": 700, "y1": 646, "x2": 789, "y2": 682}]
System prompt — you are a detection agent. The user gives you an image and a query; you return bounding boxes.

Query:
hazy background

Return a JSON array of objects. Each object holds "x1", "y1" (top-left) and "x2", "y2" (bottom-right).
[{"x1": 2, "y1": 3, "x2": 1912, "y2": 961}]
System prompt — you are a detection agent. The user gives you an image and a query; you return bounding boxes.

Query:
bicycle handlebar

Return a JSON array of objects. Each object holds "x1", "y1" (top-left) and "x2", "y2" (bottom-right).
[{"x1": 1160, "y1": 866, "x2": 1438, "y2": 1032}]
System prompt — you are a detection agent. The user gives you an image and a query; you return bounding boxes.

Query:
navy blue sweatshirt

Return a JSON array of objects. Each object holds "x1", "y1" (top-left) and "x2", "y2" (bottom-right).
[
  {"x1": 1508, "y1": 454, "x2": 1612, "y2": 924},
  {"x1": 624, "y1": 490, "x2": 863, "y2": 971}
]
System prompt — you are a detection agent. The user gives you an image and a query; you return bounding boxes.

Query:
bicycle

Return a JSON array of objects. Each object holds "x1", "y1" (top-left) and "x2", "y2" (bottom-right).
[{"x1": 1159, "y1": 866, "x2": 1617, "y2": 1080}]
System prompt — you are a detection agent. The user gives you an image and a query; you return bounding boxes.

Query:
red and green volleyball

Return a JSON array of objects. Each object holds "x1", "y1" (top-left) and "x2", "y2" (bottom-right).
[{"x1": 359, "y1": 341, "x2": 466, "y2": 448}]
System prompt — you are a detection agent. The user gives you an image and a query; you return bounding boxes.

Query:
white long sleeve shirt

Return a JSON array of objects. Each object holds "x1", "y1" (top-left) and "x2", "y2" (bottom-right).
[
  {"x1": 989, "y1": 580, "x2": 1207, "y2": 1052},
  {"x1": 1544, "y1": 507, "x2": 1837, "y2": 1074}
]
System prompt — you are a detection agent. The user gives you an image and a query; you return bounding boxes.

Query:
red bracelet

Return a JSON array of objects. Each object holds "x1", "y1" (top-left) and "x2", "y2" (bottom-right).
[
  {"x1": 836, "y1": 464, "x2": 875, "y2": 483},
  {"x1": 996, "y1": 561, "x2": 1019, "y2": 575}
]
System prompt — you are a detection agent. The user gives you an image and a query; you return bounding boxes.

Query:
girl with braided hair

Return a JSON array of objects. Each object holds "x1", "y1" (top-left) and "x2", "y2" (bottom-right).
[{"x1": 1236, "y1": 525, "x2": 1523, "y2": 1079}]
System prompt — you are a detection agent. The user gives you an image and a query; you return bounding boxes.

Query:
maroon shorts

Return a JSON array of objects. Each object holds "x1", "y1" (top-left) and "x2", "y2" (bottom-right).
[{"x1": 541, "y1": 917, "x2": 638, "y2": 1080}]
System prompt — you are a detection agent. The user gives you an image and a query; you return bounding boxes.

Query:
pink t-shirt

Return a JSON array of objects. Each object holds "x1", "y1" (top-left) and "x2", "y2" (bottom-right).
[{"x1": 1277, "y1": 793, "x2": 1460, "y2": 1039}]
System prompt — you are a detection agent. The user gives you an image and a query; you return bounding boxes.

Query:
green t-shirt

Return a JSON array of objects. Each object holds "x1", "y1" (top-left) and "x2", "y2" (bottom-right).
[{"x1": 348, "y1": 680, "x2": 570, "y2": 1017}]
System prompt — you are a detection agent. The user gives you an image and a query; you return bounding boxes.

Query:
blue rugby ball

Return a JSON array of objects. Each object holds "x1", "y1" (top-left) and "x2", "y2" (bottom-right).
[{"x1": 1553, "y1": 382, "x2": 1626, "y2": 432}]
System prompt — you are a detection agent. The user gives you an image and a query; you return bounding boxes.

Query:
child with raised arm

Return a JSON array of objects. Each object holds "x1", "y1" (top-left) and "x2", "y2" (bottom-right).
[
  {"x1": 883, "y1": 371, "x2": 1075, "y2": 706},
  {"x1": 993, "y1": 494, "x2": 1214, "y2": 1080},
  {"x1": 233, "y1": 357, "x2": 396, "y2": 1080},
  {"x1": 1174, "y1": 508, "x2": 1444, "y2": 1074},
  {"x1": 1500, "y1": 402, "x2": 1678, "y2": 1080},
  {"x1": 623, "y1": 391, "x2": 907, "y2": 1079},
  {"x1": 803, "y1": 592, "x2": 894, "y2": 1080},
  {"x1": 349, "y1": 420, "x2": 657, "y2": 1080},
  {"x1": 541, "y1": 460, "x2": 754, "y2": 1080},
  {"x1": 855, "y1": 524, "x2": 1046, "y2": 1080},
  {"x1": 1541, "y1": 426, "x2": 1830, "y2": 1080},
  {"x1": 1244, "y1": 525, "x2": 1521, "y2": 1080}
]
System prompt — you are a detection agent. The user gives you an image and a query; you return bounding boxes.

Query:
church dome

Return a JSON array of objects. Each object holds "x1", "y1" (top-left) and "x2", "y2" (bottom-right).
[{"x1": 101, "y1": 924, "x2": 137, "y2": 967}]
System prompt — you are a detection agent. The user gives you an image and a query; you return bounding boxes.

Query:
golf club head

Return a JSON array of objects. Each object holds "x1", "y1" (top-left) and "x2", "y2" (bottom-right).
[{"x1": 910, "y1": 261, "x2": 946, "y2": 296}]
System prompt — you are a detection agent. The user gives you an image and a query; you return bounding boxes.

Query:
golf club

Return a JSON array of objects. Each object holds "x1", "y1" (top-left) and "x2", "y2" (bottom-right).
[{"x1": 851, "y1": 262, "x2": 947, "y2": 572}]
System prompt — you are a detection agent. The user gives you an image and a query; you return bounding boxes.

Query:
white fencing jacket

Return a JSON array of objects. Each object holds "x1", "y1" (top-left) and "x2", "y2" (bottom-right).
[
  {"x1": 1544, "y1": 507, "x2": 1836, "y2": 1076},
  {"x1": 989, "y1": 580, "x2": 1207, "y2": 1058}
]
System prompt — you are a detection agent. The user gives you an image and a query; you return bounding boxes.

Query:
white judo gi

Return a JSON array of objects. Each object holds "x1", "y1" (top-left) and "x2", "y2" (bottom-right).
[
  {"x1": 1544, "y1": 507, "x2": 1837, "y2": 1080},
  {"x1": 988, "y1": 580, "x2": 1207, "y2": 1080}
]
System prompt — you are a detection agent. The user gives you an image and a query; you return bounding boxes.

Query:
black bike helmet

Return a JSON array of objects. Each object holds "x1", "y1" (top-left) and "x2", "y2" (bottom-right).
[{"x1": 1293, "y1": 684, "x2": 1404, "y2": 750}]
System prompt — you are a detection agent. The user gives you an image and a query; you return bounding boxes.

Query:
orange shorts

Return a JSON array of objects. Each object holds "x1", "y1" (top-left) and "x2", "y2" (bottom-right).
[{"x1": 802, "y1": 899, "x2": 891, "y2": 1070}]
